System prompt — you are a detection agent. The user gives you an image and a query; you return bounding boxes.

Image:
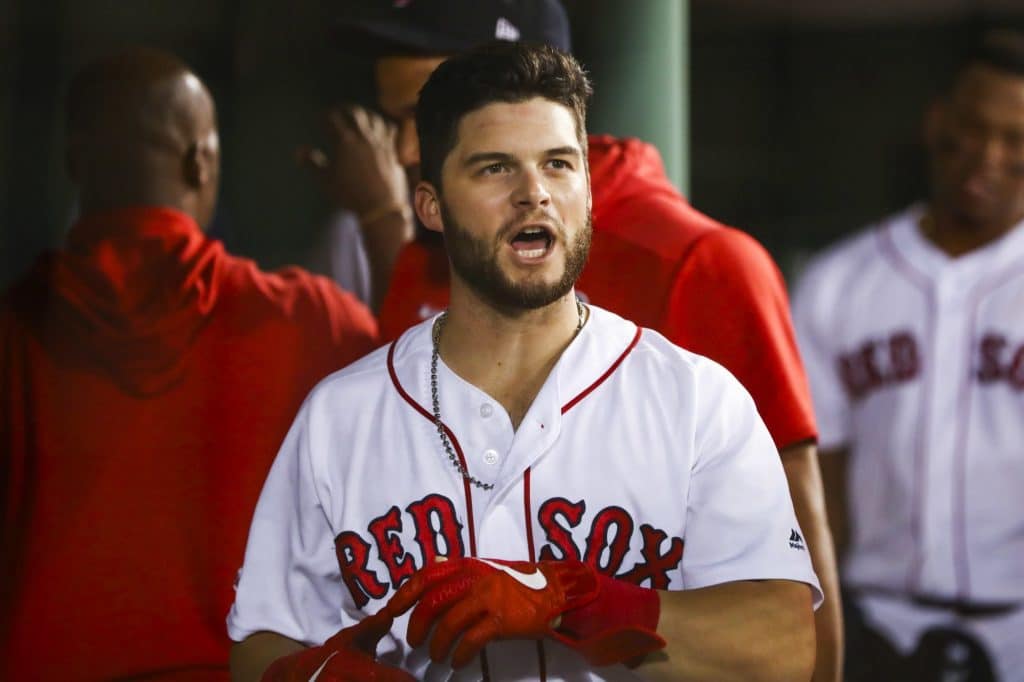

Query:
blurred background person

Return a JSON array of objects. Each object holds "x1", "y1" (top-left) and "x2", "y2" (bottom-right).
[
  {"x1": 297, "y1": 0, "x2": 572, "y2": 313},
  {"x1": 793, "y1": 30, "x2": 1024, "y2": 682},
  {"x1": 0, "y1": 48, "x2": 376, "y2": 680}
]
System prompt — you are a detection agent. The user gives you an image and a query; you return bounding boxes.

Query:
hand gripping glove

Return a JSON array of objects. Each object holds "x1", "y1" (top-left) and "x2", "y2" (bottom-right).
[
  {"x1": 261, "y1": 610, "x2": 415, "y2": 682},
  {"x1": 385, "y1": 557, "x2": 665, "y2": 668}
]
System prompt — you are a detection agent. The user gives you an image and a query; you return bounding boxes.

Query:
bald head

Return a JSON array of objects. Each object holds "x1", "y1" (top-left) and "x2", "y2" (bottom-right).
[{"x1": 66, "y1": 48, "x2": 220, "y2": 228}]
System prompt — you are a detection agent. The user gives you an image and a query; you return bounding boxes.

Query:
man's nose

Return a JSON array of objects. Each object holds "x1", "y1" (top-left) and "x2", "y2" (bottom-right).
[{"x1": 512, "y1": 167, "x2": 552, "y2": 208}]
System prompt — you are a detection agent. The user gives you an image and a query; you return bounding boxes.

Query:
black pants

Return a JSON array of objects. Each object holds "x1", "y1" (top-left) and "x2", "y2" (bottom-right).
[{"x1": 844, "y1": 592, "x2": 998, "y2": 682}]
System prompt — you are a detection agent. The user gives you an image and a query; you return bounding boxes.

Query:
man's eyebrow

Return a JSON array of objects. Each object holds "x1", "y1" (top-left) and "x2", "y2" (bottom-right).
[
  {"x1": 463, "y1": 152, "x2": 515, "y2": 167},
  {"x1": 545, "y1": 146, "x2": 582, "y2": 157},
  {"x1": 462, "y1": 147, "x2": 582, "y2": 167}
]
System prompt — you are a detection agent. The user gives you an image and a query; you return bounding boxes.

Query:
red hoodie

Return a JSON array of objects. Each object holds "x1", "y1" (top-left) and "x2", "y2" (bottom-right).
[
  {"x1": 1, "y1": 207, "x2": 377, "y2": 680},
  {"x1": 378, "y1": 135, "x2": 816, "y2": 449}
]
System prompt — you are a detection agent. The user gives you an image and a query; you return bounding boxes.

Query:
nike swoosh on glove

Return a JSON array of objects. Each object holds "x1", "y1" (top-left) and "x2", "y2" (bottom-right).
[
  {"x1": 261, "y1": 610, "x2": 415, "y2": 681},
  {"x1": 385, "y1": 557, "x2": 665, "y2": 668}
]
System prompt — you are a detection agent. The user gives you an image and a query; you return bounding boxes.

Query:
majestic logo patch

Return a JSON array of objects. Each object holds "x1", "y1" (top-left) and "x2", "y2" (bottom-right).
[{"x1": 789, "y1": 529, "x2": 805, "y2": 551}]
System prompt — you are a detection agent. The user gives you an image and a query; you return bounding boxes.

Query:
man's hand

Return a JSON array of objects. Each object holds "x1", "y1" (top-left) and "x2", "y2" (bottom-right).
[
  {"x1": 260, "y1": 610, "x2": 415, "y2": 682},
  {"x1": 298, "y1": 104, "x2": 410, "y2": 222},
  {"x1": 386, "y1": 557, "x2": 664, "y2": 669}
]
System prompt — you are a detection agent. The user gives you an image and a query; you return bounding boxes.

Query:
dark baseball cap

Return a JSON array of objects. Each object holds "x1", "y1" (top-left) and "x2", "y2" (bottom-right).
[{"x1": 333, "y1": 0, "x2": 571, "y2": 57}]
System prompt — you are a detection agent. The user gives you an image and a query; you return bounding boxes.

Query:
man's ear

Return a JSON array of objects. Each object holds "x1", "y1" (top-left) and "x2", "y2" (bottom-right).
[
  {"x1": 414, "y1": 181, "x2": 444, "y2": 233},
  {"x1": 183, "y1": 133, "x2": 218, "y2": 189}
]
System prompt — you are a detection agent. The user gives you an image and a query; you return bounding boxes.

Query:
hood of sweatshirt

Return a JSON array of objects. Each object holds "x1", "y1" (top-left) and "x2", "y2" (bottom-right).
[
  {"x1": 9, "y1": 206, "x2": 225, "y2": 396},
  {"x1": 588, "y1": 134, "x2": 686, "y2": 228}
]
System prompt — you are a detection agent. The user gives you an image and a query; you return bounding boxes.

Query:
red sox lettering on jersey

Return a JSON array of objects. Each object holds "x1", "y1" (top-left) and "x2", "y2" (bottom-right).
[
  {"x1": 837, "y1": 330, "x2": 920, "y2": 400},
  {"x1": 836, "y1": 329, "x2": 1024, "y2": 402},
  {"x1": 335, "y1": 494, "x2": 685, "y2": 608}
]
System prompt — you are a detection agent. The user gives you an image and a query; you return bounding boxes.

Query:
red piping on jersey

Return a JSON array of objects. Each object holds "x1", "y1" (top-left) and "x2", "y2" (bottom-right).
[
  {"x1": 953, "y1": 292, "x2": 981, "y2": 599},
  {"x1": 386, "y1": 341, "x2": 478, "y2": 559},
  {"x1": 525, "y1": 325, "x2": 641, "y2": 680},
  {"x1": 562, "y1": 326, "x2": 643, "y2": 415},
  {"x1": 875, "y1": 225, "x2": 931, "y2": 293},
  {"x1": 951, "y1": 265, "x2": 1024, "y2": 599},
  {"x1": 524, "y1": 468, "x2": 537, "y2": 560},
  {"x1": 877, "y1": 228, "x2": 934, "y2": 592},
  {"x1": 523, "y1": 468, "x2": 548, "y2": 681},
  {"x1": 390, "y1": 325, "x2": 642, "y2": 679}
]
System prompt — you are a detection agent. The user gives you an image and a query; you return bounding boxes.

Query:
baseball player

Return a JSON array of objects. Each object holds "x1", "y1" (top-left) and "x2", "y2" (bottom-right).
[
  {"x1": 229, "y1": 42, "x2": 822, "y2": 681},
  {"x1": 792, "y1": 31, "x2": 1024, "y2": 682},
  {"x1": 316, "y1": 4, "x2": 844, "y2": 677}
]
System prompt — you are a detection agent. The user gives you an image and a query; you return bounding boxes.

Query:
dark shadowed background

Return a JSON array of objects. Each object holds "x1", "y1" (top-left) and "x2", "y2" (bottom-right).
[{"x1": 3, "y1": 0, "x2": 1023, "y2": 288}]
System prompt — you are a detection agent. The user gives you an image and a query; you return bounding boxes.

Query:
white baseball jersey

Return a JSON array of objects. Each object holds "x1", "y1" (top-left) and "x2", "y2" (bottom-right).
[
  {"x1": 792, "y1": 204, "x2": 1024, "y2": 676},
  {"x1": 227, "y1": 305, "x2": 821, "y2": 681}
]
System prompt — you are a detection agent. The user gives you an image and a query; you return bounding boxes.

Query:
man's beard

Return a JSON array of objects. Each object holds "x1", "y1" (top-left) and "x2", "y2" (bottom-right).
[{"x1": 441, "y1": 201, "x2": 592, "y2": 312}]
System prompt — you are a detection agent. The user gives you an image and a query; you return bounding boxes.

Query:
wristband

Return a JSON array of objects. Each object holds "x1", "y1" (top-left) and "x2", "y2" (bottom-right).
[{"x1": 548, "y1": 562, "x2": 665, "y2": 666}]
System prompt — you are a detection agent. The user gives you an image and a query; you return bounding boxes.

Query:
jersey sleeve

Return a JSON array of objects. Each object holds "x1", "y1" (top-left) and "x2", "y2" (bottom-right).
[
  {"x1": 226, "y1": 394, "x2": 345, "y2": 645},
  {"x1": 790, "y1": 258, "x2": 852, "y2": 451},
  {"x1": 682, "y1": 358, "x2": 823, "y2": 608},
  {"x1": 663, "y1": 229, "x2": 817, "y2": 450}
]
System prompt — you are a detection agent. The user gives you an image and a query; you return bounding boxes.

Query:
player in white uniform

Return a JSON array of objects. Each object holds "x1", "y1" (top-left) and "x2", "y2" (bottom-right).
[
  {"x1": 229, "y1": 42, "x2": 821, "y2": 681},
  {"x1": 792, "y1": 31, "x2": 1024, "y2": 682}
]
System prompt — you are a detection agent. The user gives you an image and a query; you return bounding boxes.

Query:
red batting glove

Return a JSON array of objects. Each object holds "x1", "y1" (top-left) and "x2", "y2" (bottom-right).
[
  {"x1": 385, "y1": 557, "x2": 665, "y2": 668},
  {"x1": 261, "y1": 610, "x2": 415, "y2": 682}
]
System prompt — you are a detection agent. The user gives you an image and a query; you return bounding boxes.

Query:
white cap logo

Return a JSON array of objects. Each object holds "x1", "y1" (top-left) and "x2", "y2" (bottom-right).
[{"x1": 495, "y1": 17, "x2": 521, "y2": 41}]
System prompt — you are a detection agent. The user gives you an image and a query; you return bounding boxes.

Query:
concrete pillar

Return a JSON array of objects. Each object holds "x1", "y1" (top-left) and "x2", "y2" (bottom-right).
[{"x1": 573, "y1": 0, "x2": 689, "y2": 194}]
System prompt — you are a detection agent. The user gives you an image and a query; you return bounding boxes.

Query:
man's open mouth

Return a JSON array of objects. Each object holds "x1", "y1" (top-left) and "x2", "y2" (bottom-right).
[{"x1": 509, "y1": 225, "x2": 554, "y2": 259}]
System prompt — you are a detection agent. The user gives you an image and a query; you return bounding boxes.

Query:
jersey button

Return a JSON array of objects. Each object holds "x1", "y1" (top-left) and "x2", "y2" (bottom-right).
[
  {"x1": 480, "y1": 403, "x2": 493, "y2": 418},
  {"x1": 483, "y1": 449, "x2": 499, "y2": 465}
]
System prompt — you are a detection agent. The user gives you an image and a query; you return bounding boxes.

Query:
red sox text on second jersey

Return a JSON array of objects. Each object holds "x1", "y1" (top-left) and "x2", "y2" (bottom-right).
[{"x1": 228, "y1": 305, "x2": 821, "y2": 681}]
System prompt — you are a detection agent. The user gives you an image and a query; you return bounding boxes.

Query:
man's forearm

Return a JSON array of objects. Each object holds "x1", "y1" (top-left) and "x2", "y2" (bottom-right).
[
  {"x1": 634, "y1": 580, "x2": 815, "y2": 682},
  {"x1": 358, "y1": 207, "x2": 413, "y2": 313},
  {"x1": 782, "y1": 441, "x2": 844, "y2": 682},
  {"x1": 230, "y1": 631, "x2": 305, "y2": 682}
]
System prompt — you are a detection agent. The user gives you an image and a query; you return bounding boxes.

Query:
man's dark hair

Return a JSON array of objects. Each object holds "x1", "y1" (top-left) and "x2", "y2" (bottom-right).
[
  {"x1": 416, "y1": 41, "x2": 592, "y2": 189},
  {"x1": 964, "y1": 29, "x2": 1024, "y2": 79}
]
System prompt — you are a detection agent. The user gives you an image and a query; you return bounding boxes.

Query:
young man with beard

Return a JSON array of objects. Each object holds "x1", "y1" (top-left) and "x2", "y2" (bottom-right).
[
  {"x1": 314, "y1": 4, "x2": 843, "y2": 679},
  {"x1": 229, "y1": 42, "x2": 820, "y2": 682}
]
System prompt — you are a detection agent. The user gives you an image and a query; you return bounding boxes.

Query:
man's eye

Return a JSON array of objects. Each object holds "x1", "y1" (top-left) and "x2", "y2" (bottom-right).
[
  {"x1": 548, "y1": 159, "x2": 572, "y2": 170},
  {"x1": 481, "y1": 163, "x2": 508, "y2": 175}
]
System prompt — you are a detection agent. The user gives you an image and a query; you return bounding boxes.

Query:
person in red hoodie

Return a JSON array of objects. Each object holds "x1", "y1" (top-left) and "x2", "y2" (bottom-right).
[
  {"x1": 310, "y1": 3, "x2": 843, "y2": 679},
  {"x1": 0, "y1": 48, "x2": 377, "y2": 680}
]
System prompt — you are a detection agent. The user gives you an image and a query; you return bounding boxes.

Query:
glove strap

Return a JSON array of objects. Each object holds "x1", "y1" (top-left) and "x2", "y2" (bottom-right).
[{"x1": 547, "y1": 563, "x2": 665, "y2": 667}]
